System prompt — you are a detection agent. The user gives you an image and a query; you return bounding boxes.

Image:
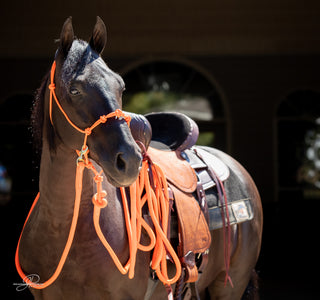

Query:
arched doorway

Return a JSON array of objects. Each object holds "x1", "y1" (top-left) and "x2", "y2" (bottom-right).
[
  {"x1": 121, "y1": 59, "x2": 228, "y2": 151},
  {"x1": 274, "y1": 89, "x2": 320, "y2": 281},
  {"x1": 276, "y1": 90, "x2": 320, "y2": 200}
]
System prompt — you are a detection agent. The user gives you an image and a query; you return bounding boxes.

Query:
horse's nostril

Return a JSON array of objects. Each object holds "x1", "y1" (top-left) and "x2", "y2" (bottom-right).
[{"x1": 116, "y1": 153, "x2": 126, "y2": 172}]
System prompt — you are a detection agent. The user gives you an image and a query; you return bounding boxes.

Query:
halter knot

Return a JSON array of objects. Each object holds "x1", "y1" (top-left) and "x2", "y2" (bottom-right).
[
  {"x1": 84, "y1": 128, "x2": 92, "y2": 136},
  {"x1": 114, "y1": 109, "x2": 131, "y2": 126},
  {"x1": 114, "y1": 109, "x2": 123, "y2": 117},
  {"x1": 48, "y1": 83, "x2": 56, "y2": 90},
  {"x1": 92, "y1": 191, "x2": 108, "y2": 208},
  {"x1": 93, "y1": 174, "x2": 103, "y2": 184},
  {"x1": 124, "y1": 115, "x2": 131, "y2": 126},
  {"x1": 100, "y1": 115, "x2": 108, "y2": 123}
]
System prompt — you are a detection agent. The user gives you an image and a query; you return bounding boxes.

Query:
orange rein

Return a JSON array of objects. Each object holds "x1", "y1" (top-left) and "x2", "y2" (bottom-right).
[{"x1": 15, "y1": 61, "x2": 181, "y2": 289}]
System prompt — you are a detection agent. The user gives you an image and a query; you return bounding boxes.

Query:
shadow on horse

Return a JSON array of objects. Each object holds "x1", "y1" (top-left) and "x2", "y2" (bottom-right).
[{"x1": 16, "y1": 17, "x2": 263, "y2": 300}]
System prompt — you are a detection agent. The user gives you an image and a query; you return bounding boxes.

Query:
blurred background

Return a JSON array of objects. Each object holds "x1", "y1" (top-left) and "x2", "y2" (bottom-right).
[{"x1": 1, "y1": 1, "x2": 319, "y2": 299}]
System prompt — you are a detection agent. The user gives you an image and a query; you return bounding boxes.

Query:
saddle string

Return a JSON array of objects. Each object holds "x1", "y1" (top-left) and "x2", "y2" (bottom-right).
[
  {"x1": 213, "y1": 173, "x2": 233, "y2": 287},
  {"x1": 15, "y1": 61, "x2": 182, "y2": 289},
  {"x1": 194, "y1": 149, "x2": 233, "y2": 288}
]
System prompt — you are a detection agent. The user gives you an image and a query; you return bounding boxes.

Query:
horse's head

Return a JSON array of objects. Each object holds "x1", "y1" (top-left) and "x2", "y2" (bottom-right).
[{"x1": 48, "y1": 17, "x2": 141, "y2": 187}]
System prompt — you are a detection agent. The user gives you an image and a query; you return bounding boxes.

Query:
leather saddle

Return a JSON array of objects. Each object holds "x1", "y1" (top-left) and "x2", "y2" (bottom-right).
[{"x1": 129, "y1": 111, "x2": 231, "y2": 283}]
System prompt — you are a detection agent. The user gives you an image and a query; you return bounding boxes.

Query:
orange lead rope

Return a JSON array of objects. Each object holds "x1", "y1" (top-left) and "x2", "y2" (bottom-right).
[
  {"x1": 94, "y1": 159, "x2": 181, "y2": 284},
  {"x1": 15, "y1": 162, "x2": 85, "y2": 289},
  {"x1": 15, "y1": 61, "x2": 181, "y2": 289}
]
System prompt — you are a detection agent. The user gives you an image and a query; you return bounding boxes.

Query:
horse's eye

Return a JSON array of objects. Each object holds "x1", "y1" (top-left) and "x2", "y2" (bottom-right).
[{"x1": 70, "y1": 87, "x2": 80, "y2": 96}]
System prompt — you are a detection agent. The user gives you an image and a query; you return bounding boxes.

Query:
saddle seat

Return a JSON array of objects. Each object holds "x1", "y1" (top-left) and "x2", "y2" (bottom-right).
[{"x1": 145, "y1": 112, "x2": 199, "y2": 152}]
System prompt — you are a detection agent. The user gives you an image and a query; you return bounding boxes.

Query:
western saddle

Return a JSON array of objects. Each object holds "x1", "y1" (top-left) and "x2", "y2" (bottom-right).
[{"x1": 128, "y1": 111, "x2": 231, "y2": 298}]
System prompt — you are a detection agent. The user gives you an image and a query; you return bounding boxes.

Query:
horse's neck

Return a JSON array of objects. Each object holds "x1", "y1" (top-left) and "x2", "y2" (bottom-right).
[
  {"x1": 38, "y1": 142, "x2": 92, "y2": 220},
  {"x1": 19, "y1": 141, "x2": 129, "y2": 281},
  {"x1": 36, "y1": 142, "x2": 123, "y2": 237}
]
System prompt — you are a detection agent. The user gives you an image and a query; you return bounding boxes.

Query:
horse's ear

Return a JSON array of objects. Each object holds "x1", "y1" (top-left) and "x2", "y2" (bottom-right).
[
  {"x1": 89, "y1": 16, "x2": 107, "y2": 55},
  {"x1": 59, "y1": 16, "x2": 74, "y2": 57}
]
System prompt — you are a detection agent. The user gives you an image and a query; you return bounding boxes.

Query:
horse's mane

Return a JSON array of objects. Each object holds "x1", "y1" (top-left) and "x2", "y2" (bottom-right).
[{"x1": 31, "y1": 71, "x2": 50, "y2": 153}]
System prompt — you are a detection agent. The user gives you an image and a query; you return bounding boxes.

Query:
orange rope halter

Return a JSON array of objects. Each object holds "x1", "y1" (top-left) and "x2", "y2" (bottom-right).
[{"x1": 15, "y1": 61, "x2": 181, "y2": 289}]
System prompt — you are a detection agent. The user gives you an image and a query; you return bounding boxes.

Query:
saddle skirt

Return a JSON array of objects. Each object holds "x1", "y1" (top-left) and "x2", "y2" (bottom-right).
[{"x1": 147, "y1": 147, "x2": 211, "y2": 256}]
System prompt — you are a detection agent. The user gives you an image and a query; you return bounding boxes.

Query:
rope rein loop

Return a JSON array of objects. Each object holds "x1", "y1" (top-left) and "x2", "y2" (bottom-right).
[{"x1": 15, "y1": 60, "x2": 181, "y2": 290}]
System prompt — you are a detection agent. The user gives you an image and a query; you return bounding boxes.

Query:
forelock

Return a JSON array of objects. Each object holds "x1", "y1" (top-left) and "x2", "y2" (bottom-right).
[{"x1": 61, "y1": 39, "x2": 98, "y2": 85}]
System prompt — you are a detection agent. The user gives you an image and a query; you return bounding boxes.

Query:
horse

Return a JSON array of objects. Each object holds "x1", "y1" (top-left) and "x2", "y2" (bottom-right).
[{"x1": 16, "y1": 17, "x2": 263, "y2": 300}]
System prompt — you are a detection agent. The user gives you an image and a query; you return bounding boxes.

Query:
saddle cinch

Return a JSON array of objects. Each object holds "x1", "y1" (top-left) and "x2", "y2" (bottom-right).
[{"x1": 128, "y1": 111, "x2": 253, "y2": 284}]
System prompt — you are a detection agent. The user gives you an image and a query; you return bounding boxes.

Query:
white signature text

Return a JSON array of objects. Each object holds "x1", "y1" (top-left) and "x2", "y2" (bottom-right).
[{"x1": 13, "y1": 274, "x2": 43, "y2": 291}]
